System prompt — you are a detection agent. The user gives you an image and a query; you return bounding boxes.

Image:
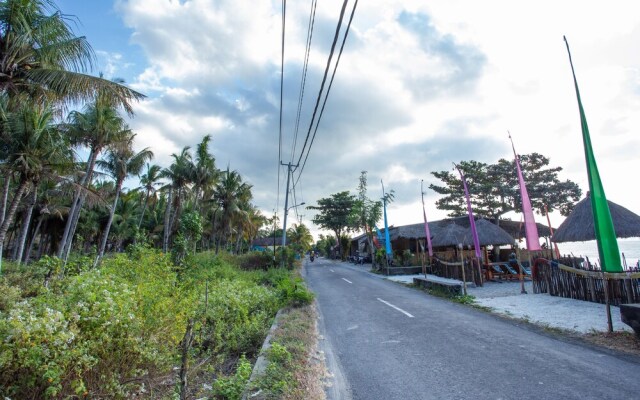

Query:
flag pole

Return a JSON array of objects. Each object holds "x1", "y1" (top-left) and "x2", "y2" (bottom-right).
[
  {"x1": 421, "y1": 180, "x2": 434, "y2": 276},
  {"x1": 564, "y1": 36, "x2": 622, "y2": 274},
  {"x1": 454, "y1": 163, "x2": 483, "y2": 286},
  {"x1": 565, "y1": 35, "x2": 620, "y2": 332}
]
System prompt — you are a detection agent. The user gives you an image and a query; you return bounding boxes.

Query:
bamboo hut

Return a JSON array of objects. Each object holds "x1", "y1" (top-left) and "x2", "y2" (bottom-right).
[{"x1": 552, "y1": 194, "x2": 640, "y2": 242}]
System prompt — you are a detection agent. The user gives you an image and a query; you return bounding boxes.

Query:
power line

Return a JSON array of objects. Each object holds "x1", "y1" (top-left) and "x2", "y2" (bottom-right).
[
  {"x1": 294, "y1": 0, "x2": 350, "y2": 169},
  {"x1": 294, "y1": 0, "x2": 359, "y2": 187},
  {"x1": 289, "y1": 0, "x2": 318, "y2": 164}
]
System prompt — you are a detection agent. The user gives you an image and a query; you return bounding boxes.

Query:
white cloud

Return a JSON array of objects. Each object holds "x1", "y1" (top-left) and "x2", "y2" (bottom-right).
[{"x1": 109, "y1": 0, "x2": 640, "y2": 239}]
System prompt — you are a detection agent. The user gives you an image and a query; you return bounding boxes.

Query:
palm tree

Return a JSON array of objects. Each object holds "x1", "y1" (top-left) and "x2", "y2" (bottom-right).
[
  {"x1": 111, "y1": 191, "x2": 141, "y2": 251},
  {"x1": 287, "y1": 223, "x2": 314, "y2": 255},
  {"x1": 94, "y1": 135, "x2": 153, "y2": 265},
  {"x1": 192, "y1": 135, "x2": 218, "y2": 209},
  {"x1": 137, "y1": 163, "x2": 162, "y2": 230},
  {"x1": 0, "y1": 0, "x2": 144, "y2": 111},
  {"x1": 0, "y1": 101, "x2": 69, "y2": 272},
  {"x1": 213, "y1": 167, "x2": 252, "y2": 253},
  {"x1": 160, "y1": 147, "x2": 194, "y2": 252},
  {"x1": 58, "y1": 92, "x2": 130, "y2": 259}
]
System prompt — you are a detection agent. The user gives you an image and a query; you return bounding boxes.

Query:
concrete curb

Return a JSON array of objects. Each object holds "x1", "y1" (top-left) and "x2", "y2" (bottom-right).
[{"x1": 241, "y1": 308, "x2": 284, "y2": 400}]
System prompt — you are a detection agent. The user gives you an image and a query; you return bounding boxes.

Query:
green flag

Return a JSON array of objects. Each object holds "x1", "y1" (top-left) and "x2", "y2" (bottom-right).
[{"x1": 564, "y1": 36, "x2": 622, "y2": 273}]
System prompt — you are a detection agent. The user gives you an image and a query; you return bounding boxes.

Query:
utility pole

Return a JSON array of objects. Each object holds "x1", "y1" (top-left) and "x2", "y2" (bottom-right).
[{"x1": 281, "y1": 162, "x2": 300, "y2": 267}]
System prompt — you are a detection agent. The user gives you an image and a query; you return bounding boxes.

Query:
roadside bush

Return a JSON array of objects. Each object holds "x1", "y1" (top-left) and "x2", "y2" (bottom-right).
[
  {"x1": 0, "y1": 249, "x2": 187, "y2": 399},
  {"x1": 237, "y1": 251, "x2": 274, "y2": 271},
  {"x1": 277, "y1": 276, "x2": 314, "y2": 307},
  {"x1": 212, "y1": 354, "x2": 252, "y2": 400},
  {"x1": 200, "y1": 279, "x2": 280, "y2": 357}
]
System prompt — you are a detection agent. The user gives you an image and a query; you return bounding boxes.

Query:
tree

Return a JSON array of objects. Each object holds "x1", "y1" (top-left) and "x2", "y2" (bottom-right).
[
  {"x1": 58, "y1": 90, "x2": 131, "y2": 260},
  {"x1": 287, "y1": 223, "x2": 313, "y2": 255},
  {"x1": 212, "y1": 167, "x2": 252, "y2": 253},
  {"x1": 160, "y1": 147, "x2": 194, "y2": 252},
  {"x1": 429, "y1": 153, "x2": 582, "y2": 221},
  {"x1": 0, "y1": 101, "x2": 70, "y2": 271},
  {"x1": 137, "y1": 163, "x2": 162, "y2": 230},
  {"x1": 94, "y1": 134, "x2": 153, "y2": 265},
  {"x1": 0, "y1": 0, "x2": 144, "y2": 111},
  {"x1": 308, "y1": 191, "x2": 356, "y2": 260},
  {"x1": 351, "y1": 171, "x2": 393, "y2": 267}
]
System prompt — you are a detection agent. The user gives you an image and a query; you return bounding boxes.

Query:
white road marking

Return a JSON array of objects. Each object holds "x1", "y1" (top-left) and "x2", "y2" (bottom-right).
[
  {"x1": 330, "y1": 269, "x2": 335, "y2": 272},
  {"x1": 377, "y1": 298, "x2": 414, "y2": 318},
  {"x1": 342, "y1": 278, "x2": 353, "y2": 284}
]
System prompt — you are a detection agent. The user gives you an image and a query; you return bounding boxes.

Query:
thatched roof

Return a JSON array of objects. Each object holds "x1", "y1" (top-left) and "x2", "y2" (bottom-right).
[
  {"x1": 494, "y1": 219, "x2": 552, "y2": 239},
  {"x1": 552, "y1": 195, "x2": 640, "y2": 242},
  {"x1": 382, "y1": 217, "x2": 514, "y2": 247}
]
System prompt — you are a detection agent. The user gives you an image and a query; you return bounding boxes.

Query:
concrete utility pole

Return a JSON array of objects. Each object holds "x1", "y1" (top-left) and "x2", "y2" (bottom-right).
[{"x1": 281, "y1": 162, "x2": 303, "y2": 267}]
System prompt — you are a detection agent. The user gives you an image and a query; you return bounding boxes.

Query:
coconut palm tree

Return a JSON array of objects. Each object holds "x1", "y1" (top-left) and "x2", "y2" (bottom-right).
[
  {"x1": 0, "y1": 0, "x2": 144, "y2": 111},
  {"x1": 137, "y1": 163, "x2": 162, "y2": 230},
  {"x1": 94, "y1": 135, "x2": 153, "y2": 265},
  {"x1": 160, "y1": 147, "x2": 194, "y2": 252},
  {"x1": 287, "y1": 223, "x2": 314, "y2": 255},
  {"x1": 58, "y1": 92, "x2": 130, "y2": 259},
  {"x1": 0, "y1": 101, "x2": 70, "y2": 272},
  {"x1": 213, "y1": 167, "x2": 252, "y2": 253},
  {"x1": 192, "y1": 134, "x2": 218, "y2": 210},
  {"x1": 110, "y1": 191, "x2": 141, "y2": 251}
]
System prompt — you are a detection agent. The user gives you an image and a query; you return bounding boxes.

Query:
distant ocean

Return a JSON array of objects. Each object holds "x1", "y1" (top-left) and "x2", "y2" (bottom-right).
[{"x1": 553, "y1": 238, "x2": 640, "y2": 268}]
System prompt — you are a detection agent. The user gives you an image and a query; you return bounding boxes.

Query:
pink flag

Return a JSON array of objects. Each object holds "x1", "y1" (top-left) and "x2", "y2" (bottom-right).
[
  {"x1": 509, "y1": 133, "x2": 541, "y2": 251},
  {"x1": 421, "y1": 180, "x2": 433, "y2": 257},
  {"x1": 455, "y1": 164, "x2": 482, "y2": 260}
]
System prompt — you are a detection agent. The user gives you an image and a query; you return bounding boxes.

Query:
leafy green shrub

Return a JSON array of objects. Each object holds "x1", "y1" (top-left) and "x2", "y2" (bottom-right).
[
  {"x1": 253, "y1": 342, "x2": 294, "y2": 398},
  {"x1": 0, "y1": 249, "x2": 187, "y2": 399},
  {"x1": 212, "y1": 354, "x2": 252, "y2": 400},
  {"x1": 201, "y1": 279, "x2": 280, "y2": 357},
  {"x1": 277, "y1": 276, "x2": 314, "y2": 307},
  {"x1": 237, "y1": 251, "x2": 274, "y2": 271}
]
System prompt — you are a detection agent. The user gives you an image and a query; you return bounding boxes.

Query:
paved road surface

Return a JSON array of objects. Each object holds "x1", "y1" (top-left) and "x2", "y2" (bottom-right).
[{"x1": 304, "y1": 257, "x2": 640, "y2": 400}]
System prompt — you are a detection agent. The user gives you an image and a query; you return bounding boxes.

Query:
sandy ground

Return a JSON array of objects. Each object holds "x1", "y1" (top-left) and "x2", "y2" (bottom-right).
[{"x1": 385, "y1": 274, "x2": 632, "y2": 334}]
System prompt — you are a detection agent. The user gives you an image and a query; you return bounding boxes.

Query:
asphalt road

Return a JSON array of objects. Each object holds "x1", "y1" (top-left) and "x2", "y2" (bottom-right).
[{"x1": 304, "y1": 257, "x2": 640, "y2": 400}]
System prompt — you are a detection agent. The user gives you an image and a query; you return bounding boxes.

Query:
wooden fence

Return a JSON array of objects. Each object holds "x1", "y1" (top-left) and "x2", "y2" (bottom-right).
[
  {"x1": 532, "y1": 258, "x2": 640, "y2": 306},
  {"x1": 430, "y1": 257, "x2": 483, "y2": 287}
]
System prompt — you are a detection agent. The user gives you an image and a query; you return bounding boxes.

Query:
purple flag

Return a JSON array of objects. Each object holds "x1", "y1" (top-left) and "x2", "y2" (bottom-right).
[
  {"x1": 455, "y1": 164, "x2": 482, "y2": 260},
  {"x1": 509, "y1": 133, "x2": 542, "y2": 251},
  {"x1": 421, "y1": 180, "x2": 433, "y2": 257}
]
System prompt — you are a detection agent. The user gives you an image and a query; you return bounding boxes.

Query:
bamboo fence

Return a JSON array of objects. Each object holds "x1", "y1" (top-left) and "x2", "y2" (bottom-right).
[{"x1": 532, "y1": 258, "x2": 640, "y2": 305}]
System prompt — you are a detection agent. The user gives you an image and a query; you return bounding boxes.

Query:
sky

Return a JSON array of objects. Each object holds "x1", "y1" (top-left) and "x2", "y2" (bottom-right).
[{"x1": 55, "y1": 0, "x2": 640, "y2": 240}]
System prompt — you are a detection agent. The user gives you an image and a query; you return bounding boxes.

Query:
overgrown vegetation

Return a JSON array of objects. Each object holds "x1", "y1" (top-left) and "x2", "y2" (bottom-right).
[{"x1": 0, "y1": 248, "x2": 314, "y2": 399}]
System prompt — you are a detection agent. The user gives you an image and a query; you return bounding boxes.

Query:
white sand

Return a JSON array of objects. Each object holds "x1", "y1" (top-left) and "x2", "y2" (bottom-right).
[{"x1": 385, "y1": 274, "x2": 632, "y2": 334}]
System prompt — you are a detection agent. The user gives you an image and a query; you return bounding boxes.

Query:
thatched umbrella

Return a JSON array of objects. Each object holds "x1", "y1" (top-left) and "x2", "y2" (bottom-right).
[
  {"x1": 552, "y1": 194, "x2": 640, "y2": 242},
  {"x1": 472, "y1": 219, "x2": 518, "y2": 246}
]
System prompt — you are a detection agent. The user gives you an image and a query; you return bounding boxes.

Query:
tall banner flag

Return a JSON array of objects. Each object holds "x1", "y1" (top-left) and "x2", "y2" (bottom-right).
[
  {"x1": 564, "y1": 36, "x2": 622, "y2": 273},
  {"x1": 374, "y1": 226, "x2": 383, "y2": 248},
  {"x1": 381, "y1": 180, "x2": 392, "y2": 259},
  {"x1": 421, "y1": 180, "x2": 433, "y2": 257},
  {"x1": 454, "y1": 164, "x2": 482, "y2": 260},
  {"x1": 509, "y1": 133, "x2": 542, "y2": 251}
]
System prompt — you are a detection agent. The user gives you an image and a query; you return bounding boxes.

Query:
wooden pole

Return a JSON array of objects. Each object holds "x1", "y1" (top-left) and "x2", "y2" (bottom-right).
[
  {"x1": 517, "y1": 246, "x2": 527, "y2": 294},
  {"x1": 602, "y1": 271, "x2": 613, "y2": 333},
  {"x1": 459, "y1": 244, "x2": 467, "y2": 296}
]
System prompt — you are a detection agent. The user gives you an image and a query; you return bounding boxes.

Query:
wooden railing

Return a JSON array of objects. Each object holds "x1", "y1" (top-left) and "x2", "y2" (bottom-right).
[{"x1": 430, "y1": 257, "x2": 483, "y2": 286}]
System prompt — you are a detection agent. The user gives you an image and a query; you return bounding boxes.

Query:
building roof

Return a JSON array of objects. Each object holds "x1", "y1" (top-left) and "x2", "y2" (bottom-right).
[{"x1": 552, "y1": 194, "x2": 640, "y2": 242}]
